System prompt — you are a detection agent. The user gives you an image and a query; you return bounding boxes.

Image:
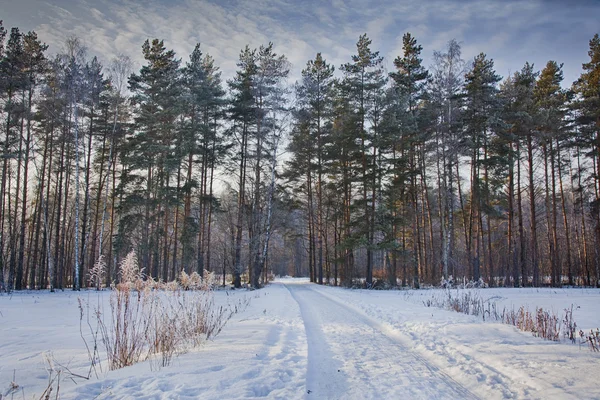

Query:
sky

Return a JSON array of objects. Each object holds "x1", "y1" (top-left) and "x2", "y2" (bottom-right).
[{"x1": 2, "y1": 0, "x2": 599, "y2": 87}]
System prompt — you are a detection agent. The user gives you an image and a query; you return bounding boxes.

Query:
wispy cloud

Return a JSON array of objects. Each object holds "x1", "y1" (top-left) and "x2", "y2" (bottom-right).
[{"x1": 3, "y1": 0, "x2": 598, "y2": 86}]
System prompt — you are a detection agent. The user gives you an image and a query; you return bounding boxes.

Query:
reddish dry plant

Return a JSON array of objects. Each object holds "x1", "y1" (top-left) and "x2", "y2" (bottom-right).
[
  {"x1": 534, "y1": 308, "x2": 560, "y2": 341},
  {"x1": 424, "y1": 290, "x2": 598, "y2": 351},
  {"x1": 579, "y1": 329, "x2": 600, "y2": 352},
  {"x1": 97, "y1": 285, "x2": 152, "y2": 370},
  {"x1": 563, "y1": 305, "x2": 577, "y2": 343},
  {"x1": 88, "y1": 251, "x2": 250, "y2": 370}
]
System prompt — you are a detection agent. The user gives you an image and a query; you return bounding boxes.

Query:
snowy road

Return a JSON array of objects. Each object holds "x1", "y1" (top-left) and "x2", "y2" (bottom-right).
[{"x1": 286, "y1": 281, "x2": 479, "y2": 400}]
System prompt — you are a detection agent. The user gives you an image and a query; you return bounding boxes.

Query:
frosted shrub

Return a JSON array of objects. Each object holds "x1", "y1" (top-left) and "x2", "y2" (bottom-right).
[
  {"x1": 180, "y1": 270, "x2": 192, "y2": 290},
  {"x1": 202, "y1": 269, "x2": 218, "y2": 290},
  {"x1": 88, "y1": 255, "x2": 107, "y2": 290},
  {"x1": 146, "y1": 298, "x2": 181, "y2": 368},
  {"x1": 499, "y1": 306, "x2": 562, "y2": 341},
  {"x1": 424, "y1": 289, "x2": 493, "y2": 319},
  {"x1": 90, "y1": 257, "x2": 249, "y2": 370},
  {"x1": 180, "y1": 269, "x2": 216, "y2": 291},
  {"x1": 513, "y1": 307, "x2": 535, "y2": 332},
  {"x1": 179, "y1": 270, "x2": 205, "y2": 290},
  {"x1": 177, "y1": 291, "x2": 224, "y2": 346},
  {"x1": 440, "y1": 275, "x2": 454, "y2": 288},
  {"x1": 98, "y1": 284, "x2": 155, "y2": 370},
  {"x1": 189, "y1": 271, "x2": 202, "y2": 289},
  {"x1": 465, "y1": 277, "x2": 487, "y2": 289},
  {"x1": 145, "y1": 276, "x2": 161, "y2": 290},
  {"x1": 438, "y1": 276, "x2": 487, "y2": 289},
  {"x1": 165, "y1": 280, "x2": 179, "y2": 292},
  {"x1": 119, "y1": 250, "x2": 145, "y2": 290}
]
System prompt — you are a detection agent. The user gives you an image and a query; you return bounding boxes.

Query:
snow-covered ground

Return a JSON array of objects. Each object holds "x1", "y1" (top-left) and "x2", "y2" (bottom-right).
[
  {"x1": 1, "y1": 279, "x2": 599, "y2": 399},
  {"x1": 405, "y1": 285, "x2": 600, "y2": 330}
]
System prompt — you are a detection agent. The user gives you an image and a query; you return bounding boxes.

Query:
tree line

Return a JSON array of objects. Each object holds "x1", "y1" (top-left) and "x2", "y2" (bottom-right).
[
  {"x1": 0, "y1": 19, "x2": 598, "y2": 290},
  {"x1": 286, "y1": 33, "x2": 600, "y2": 288}
]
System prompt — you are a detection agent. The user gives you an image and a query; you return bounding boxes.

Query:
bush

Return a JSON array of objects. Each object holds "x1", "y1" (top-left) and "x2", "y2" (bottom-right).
[
  {"x1": 87, "y1": 251, "x2": 250, "y2": 371},
  {"x1": 88, "y1": 255, "x2": 107, "y2": 291},
  {"x1": 424, "y1": 289, "x2": 599, "y2": 349}
]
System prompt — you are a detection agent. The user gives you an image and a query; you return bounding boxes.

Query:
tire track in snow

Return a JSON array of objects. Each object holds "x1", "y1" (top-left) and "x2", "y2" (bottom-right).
[
  {"x1": 285, "y1": 282, "x2": 480, "y2": 400},
  {"x1": 287, "y1": 284, "x2": 348, "y2": 399}
]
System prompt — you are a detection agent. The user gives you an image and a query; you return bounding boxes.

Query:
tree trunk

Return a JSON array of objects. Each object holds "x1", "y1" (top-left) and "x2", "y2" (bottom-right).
[
  {"x1": 11, "y1": 98, "x2": 24, "y2": 290},
  {"x1": 545, "y1": 142, "x2": 558, "y2": 287},
  {"x1": 527, "y1": 134, "x2": 539, "y2": 286},
  {"x1": 508, "y1": 141, "x2": 517, "y2": 287},
  {"x1": 19, "y1": 87, "x2": 34, "y2": 289},
  {"x1": 556, "y1": 140, "x2": 573, "y2": 285},
  {"x1": 517, "y1": 141, "x2": 526, "y2": 286},
  {"x1": 233, "y1": 121, "x2": 248, "y2": 288}
]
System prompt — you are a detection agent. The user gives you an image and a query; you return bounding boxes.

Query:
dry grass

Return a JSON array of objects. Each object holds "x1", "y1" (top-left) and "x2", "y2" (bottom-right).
[
  {"x1": 424, "y1": 289, "x2": 599, "y2": 350},
  {"x1": 84, "y1": 251, "x2": 250, "y2": 371},
  {"x1": 579, "y1": 329, "x2": 600, "y2": 352},
  {"x1": 98, "y1": 286, "x2": 153, "y2": 370},
  {"x1": 88, "y1": 256, "x2": 107, "y2": 291},
  {"x1": 1, "y1": 370, "x2": 21, "y2": 399}
]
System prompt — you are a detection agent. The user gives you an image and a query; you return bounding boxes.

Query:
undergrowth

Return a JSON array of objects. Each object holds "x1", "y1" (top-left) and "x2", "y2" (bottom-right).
[
  {"x1": 423, "y1": 289, "x2": 599, "y2": 351},
  {"x1": 81, "y1": 250, "x2": 251, "y2": 371}
]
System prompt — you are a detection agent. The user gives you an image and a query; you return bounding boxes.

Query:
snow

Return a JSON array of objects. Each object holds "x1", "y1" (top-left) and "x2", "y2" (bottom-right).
[
  {"x1": 309, "y1": 284, "x2": 600, "y2": 399},
  {"x1": 408, "y1": 286, "x2": 600, "y2": 330},
  {"x1": 1, "y1": 280, "x2": 599, "y2": 399}
]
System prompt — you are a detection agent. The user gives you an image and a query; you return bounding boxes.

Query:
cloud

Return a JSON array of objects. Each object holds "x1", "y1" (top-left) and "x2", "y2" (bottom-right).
[{"x1": 3, "y1": 0, "x2": 598, "y2": 87}]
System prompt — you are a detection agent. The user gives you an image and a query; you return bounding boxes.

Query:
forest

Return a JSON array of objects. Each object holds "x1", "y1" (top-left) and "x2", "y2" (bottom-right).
[{"x1": 0, "y1": 19, "x2": 599, "y2": 291}]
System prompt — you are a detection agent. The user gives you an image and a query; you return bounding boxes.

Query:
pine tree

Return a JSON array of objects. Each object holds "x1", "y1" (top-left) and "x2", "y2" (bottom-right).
[
  {"x1": 389, "y1": 33, "x2": 429, "y2": 288},
  {"x1": 285, "y1": 105, "x2": 315, "y2": 280},
  {"x1": 228, "y1": 45, "x2": 257, "y2": 288},
  {"x1": 534, "y1": 61, "x2": 568, "y2": 286},
  {"x1": 181, "y1": 44, "x2": 225, "y2": 275},
  {"x1": 461, "y1": 53, "x2": 502, "y2": 283},
  {"x1": 573, "y1": 33, "x2": 600, "y2": 287},
  {"x1": 1, "y1": 27, "x2": 26, "y2": 290},
  {"x1": 378, "y1": 86, "x2": 407, "y2": 286},
  {"x1": 121, "y1": 39, "x2": 181, "y2": 280},
  {"x1": 327, "y1": 80, "x2": 361, "y2": 286},
  {"x1": 341, "y1": 33, "x2": 385, "y2": 286},
  {"x1": 288, "y1": 53, "x2": 335, "y2": 284},
  {"x1": 19, "y1": 31, "x2": 47, "y2": 289}
]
